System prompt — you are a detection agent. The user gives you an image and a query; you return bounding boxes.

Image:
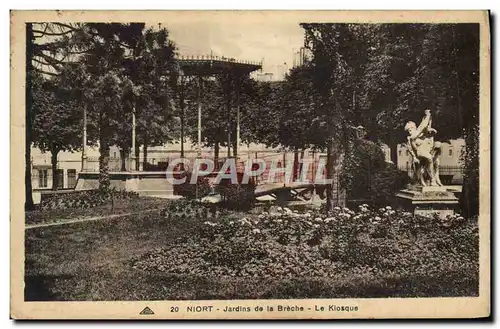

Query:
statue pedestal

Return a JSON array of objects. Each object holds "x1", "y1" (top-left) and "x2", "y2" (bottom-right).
[{"x1": 395, "y1": 185, "x2": 459, "y2": 219}]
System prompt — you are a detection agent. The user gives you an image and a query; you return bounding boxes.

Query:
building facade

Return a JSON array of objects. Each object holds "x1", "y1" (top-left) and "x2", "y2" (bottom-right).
[
  {"x1": 31, "y1": 138, "x2": 400, "y2": 191},
  {"x1": 396, "y1": 138, "x2": 465, "y2": 169}
]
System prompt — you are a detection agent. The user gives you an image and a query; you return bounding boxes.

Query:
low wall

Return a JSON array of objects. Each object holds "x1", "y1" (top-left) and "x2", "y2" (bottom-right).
[{"x1": 76, "y1": 172, "x2": 175, "y2": 197}]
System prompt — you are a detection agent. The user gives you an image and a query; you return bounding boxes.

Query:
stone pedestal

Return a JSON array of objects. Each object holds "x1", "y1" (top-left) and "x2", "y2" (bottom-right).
[{"x1": 395, "y1": 185, "x2": 459, "y2": 219}]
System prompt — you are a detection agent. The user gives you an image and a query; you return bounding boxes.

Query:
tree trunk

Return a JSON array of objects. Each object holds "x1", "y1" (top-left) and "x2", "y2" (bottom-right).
[
  {"x1": 293, "y1": 150, "x2": 300, "y2": 181},
  {"x1": 390, "y1": 141, "x2": 398, "y2": 167},
  {"x1": 135, "y1": 143, "x2": 140, "y2": 171},
  {"x1": 25, "y1": 23, "x2": 34, "y2": 210},
  {"x1": 232, "y1": 139, "x2": 238, "y2": 159},
  {"x1": 99, "y1": 140, "x2": 110, "y2": 190},
  {"x1": 300, "y1": 149, "x2": 305, "y2": 180},
  {"x1": 51, "y1": 149, "x2": 59, "y2": 191},
  {"x1": 214, "y1": 141, "x2": 219, "y2": 170},
  {"x1": 120, "y1": 149, "x2": 126, "y2": 171},
  {"x1": 326, "y1": 140, "x2": 338, "y2": 213},
  {"x1": 25, "y1": 143, "x2": 34, "y2": 209},
  {"x1": 143, "y1": 136, "x2": 149, "y2": 170},
  {"x1": 99, "y1": 108, "x2": 110, "y2": 190}
]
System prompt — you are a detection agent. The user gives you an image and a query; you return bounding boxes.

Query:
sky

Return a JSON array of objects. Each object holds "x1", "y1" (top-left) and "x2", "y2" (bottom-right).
[
  {"x1": 32, "y1": 20, "x2": 305, "y2": 80},
  {"x1": 160, "y1": 19, "x2": 306, "y2": 80}
]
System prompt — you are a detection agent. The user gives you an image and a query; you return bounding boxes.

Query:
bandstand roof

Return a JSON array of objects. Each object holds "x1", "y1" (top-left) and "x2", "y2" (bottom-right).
[{"x1": 177, "y1": 55, "x2": 263, "y2": 76}]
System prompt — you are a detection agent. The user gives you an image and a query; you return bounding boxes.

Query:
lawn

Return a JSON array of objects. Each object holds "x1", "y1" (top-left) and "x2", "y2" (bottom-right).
[
  {"x1": 24, "y1": 200, "x2": 479, "y2": 301},
  {"x1": 26, "y1": 195, "x2": 172, "y2": 226}
]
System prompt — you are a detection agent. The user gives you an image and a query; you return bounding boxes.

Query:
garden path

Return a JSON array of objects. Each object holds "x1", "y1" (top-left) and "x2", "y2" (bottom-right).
[{"x1": 25, "y1": 208, "x2": 160, "y2": 230}]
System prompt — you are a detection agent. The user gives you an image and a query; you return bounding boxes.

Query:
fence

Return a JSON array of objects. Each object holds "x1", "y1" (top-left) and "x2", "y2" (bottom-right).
[{"x1": 398, "y1": 164, "x2": 464, "y2": 185}]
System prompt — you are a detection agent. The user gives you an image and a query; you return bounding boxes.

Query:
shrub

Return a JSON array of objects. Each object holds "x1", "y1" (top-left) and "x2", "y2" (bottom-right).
[
  {"x1": 173, "y1": 172, "x2": 212, "y2": 199},
  {"x1": 371, "y1": 163, "x2": 409, "y2": 205},
  {"x1": 39, "y1": 188, "x2": 139, "y2": 211},
  {"x1": 341, "y1": 139, "x2": 408, "y2": 206},
  {"x1": 216, "y1": 182, "x2": 256, "y2": 211}
]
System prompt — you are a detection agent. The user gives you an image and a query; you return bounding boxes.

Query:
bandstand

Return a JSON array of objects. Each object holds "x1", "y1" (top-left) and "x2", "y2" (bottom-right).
[{"x1": 174, "y1": 55, "x2": 262, "y2": 162}]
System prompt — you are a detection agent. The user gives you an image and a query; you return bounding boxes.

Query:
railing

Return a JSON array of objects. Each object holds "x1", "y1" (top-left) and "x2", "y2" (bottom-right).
[
  {"x1": 177, "y1": 55, "x2": 263, "y2": 66},
  {"x1": 79, "y1": 152, "x2": 330, "y2": 185}
]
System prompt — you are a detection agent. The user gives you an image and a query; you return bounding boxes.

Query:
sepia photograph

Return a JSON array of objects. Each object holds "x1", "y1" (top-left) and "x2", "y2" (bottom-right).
[{"x1": 10, "y1": 10, "x2": 490, "y2": 319}]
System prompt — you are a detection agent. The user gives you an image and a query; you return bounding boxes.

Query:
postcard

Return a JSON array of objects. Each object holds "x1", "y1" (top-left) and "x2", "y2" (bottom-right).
[{"x1": 10, "y1": 10, "x2": 490, "y2": 319}]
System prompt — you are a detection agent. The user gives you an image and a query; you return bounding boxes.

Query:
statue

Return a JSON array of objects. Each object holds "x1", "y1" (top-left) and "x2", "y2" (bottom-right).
[{"x1": 404, "y1": 109, "x2": 443, "y2": 187}]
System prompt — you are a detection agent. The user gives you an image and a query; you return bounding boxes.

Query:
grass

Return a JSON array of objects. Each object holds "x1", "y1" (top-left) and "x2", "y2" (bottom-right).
[{"x1": 25, "y1": 205, "x2": 478, "y2": 301}]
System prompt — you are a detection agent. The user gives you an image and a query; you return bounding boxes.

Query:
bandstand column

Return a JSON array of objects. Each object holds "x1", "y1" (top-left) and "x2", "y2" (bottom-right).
[
  {"x1": 235, "y1": 76, "x2": 241, "y2": 159},
  {"x1": 131, "y1": 106, "x2": 136, "y2": 171},
  {"x1": 197, "y1": 77, "x2": 203, "y2": 158}
]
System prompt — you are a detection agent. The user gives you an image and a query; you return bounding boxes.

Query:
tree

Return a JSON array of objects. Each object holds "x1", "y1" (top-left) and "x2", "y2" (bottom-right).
[
  {"x1": 357, "y1": 24, "x2": 479, "y2": 215},
  {"x1": 124, "y1": 27, "x2": 178, "y2": 169},
  {"x1": 240, "y1": 80, "x2": 282, "y2": 148},
  {"x1": 27, "y1": 23, "x2": 142, "y2": 200},
  {"x1": 301, "y1": 23, "x2": 370, "y2": 212},
  {"x1": 26, "y1": 23, "x2": 82, "y2": 209},
  {"x1": 301, "y1": 23, "x2": 479, "y2": 215},
  {"x1": 31, "y1": 72, "x2": 83, "y2": 190},
  {"x1": 74, "y1": 23, "x2": 145, "y2": 188},
  {"x1": 182, "y1": 76, "x2": 229, "y2": 164},
  {"x1": 244, "y1": 65, "x2": 323, "y2": 179}
]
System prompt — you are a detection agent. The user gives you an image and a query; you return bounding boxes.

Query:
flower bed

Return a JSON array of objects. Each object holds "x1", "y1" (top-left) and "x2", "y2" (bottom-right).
[
  {"x1": 38, "y1": 188, "x2": 139, "y2": 211},
  {"x1": 131, "y1": 204, "x2": 478, "y2": 295}
]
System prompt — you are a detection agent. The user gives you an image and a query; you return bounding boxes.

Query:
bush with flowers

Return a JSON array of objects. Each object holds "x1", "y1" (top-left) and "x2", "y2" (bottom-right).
[{"x1": 131, "y1": 202, "x2": 478, "y2": 297}]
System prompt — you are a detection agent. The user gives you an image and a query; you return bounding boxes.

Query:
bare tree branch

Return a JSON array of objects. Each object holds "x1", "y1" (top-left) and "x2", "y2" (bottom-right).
[{"x1": 32, "y1": 29, "x2": 73, "y2": 37}]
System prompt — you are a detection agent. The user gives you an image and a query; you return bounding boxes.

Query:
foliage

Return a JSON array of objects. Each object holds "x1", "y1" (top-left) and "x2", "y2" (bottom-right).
[
  {"x1": 341, "y1": 139, "x2": 408, "y2": 205},
  {"x1": 31, "y1": 73, "x2": 83, "y2": 154},
  {"x1": 172, "y1": 172, "x2": 212, "y2": 199},
  {"x1": 181, "y1": 74, "x2": 263, "y2": 158},
  {"x1": 461, "y1": 124, "x2": 479, "y2": 217},
  {"x1": 216, "y1": 177, "x2": 256, "y2": 211},
  {"x1": 182, "y1": 77, "x2": 229, "y2": 153},
  {"x1": 291, "y1": 23, "x2": 479, "y2": 212},
  {"x1": 31, "y1": 69, "x2": 88, "y2": 190},
  {"x1": 126, "y1": 27, "x2": 179, "y2": 158},
  {"x1": 131, "y1": 204, "x2": 478, "y2": 298},
  {"x1": 371, "y1": 163, "x2": 409, "y2": 205},
  {"x1": 35, "y1": 24, "x2": 179, "y2": 187}
]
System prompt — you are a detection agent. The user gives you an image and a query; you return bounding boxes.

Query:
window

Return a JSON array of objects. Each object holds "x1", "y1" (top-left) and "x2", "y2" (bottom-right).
[
  {"x1": 67, "y1": 169, "x2": 77, "y2": 189},
  {"x1": 406, "y1": 150, "x2": 409, "y2": 156},
  {"x1": 398, "y1": 150, "x2": 402, "y2": 156},
  {"x1": 449, "y1": 149, "x2": 453, "y2": 156},
  {"x1": 38, "y1": 169, "x2": 48, "y2": 188},
  {"x1": 56, "y1": 169, "x2": 64, "y2": 189}
]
